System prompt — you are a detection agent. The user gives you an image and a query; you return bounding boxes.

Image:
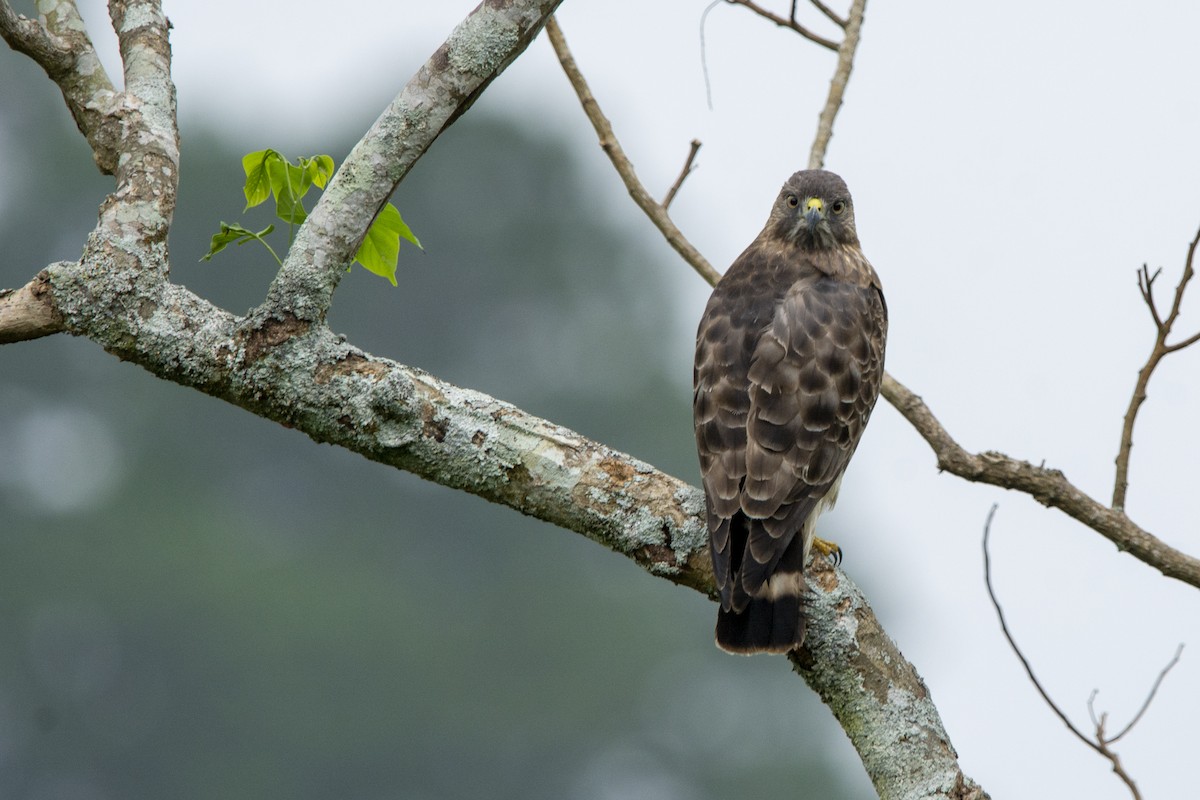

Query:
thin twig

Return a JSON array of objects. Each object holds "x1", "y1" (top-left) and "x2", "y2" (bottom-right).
[
  {"x1": 982, "y1": 505, "x2": 1099, "y2": 755},
  {"x1": 984, "y1": 507, "x2": 1185, "y2": 800},
  {"x1": 808, "y1": 0, "x2": 866, "y2": 169},
  {"x1": 1112, "y1": 223, "x2": 1200, "y2": 510},
  {"x1": 662, "y1": 139, "x2": 702, "y2": 210},
  {"x1": 1106, "y1": 643, "x2": 1184, "y2": 744},
  {"x1": 809, "y1": 0, "x2": 848, "y2": 28},
  {"x1": 546, "y1": 16, "x2": 722, "y2": 286},
  {"x1": 724, "y1": 0, "x2": 839, "y2": 51}
]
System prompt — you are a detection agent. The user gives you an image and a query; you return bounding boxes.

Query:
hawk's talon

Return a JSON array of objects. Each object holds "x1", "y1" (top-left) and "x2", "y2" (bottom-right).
[{"x1": 812, "y1": 536, "x2": 842, "y2": 566}]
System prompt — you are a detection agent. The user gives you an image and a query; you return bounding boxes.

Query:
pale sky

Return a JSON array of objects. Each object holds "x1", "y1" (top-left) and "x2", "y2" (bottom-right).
[{"x1": 66, "y1": 1, "x2": 1200, "y2": 797}]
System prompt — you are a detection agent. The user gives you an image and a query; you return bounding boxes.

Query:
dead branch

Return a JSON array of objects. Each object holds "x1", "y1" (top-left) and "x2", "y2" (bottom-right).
[
  {"x1": 545, "y1": 16, "x2": 722, "y2": 286},
  {"x1": 1113, "y1": 224, "x2": 1200, "y2": 510},
  {"x1": 0, "y1": 273, "x2": 65, "y2": 344},
  {"x1": 983, "y1": 506, "x2": 1183, "y2": 800}
]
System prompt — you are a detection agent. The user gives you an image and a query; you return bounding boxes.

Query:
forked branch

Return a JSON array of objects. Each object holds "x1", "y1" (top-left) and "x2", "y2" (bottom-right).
[{"x1": 1112, "y1": 224, "x2": 1200, "y2": 510}]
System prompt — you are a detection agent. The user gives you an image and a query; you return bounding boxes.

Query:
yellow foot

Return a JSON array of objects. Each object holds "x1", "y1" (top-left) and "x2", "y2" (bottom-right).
[{"x1": 811, "y1": 536, "x2": 842, "y2": 566}]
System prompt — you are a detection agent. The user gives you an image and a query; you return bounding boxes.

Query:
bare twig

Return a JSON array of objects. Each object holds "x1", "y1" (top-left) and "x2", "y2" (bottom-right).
[
  {"x1": 1113, "y1": 223, "x2": 1200, "y2": 510},
  {"x1": 809, "y1": 0, "x2": 848, "y2": 28},
  {"x1": 724, "y1": 0, "x2": 839, "y2": 50},
  {"x1": 546, "y1": 16, "x2": 722, "y2": 287},
  {"x1": 982, "y1": 506, "x2": 1098, "y2": 754},
  {"x1": 984, "y1": 507, "x2": 1185, "y2": 800},
  {"x1": 808, "y1": 0, "x2": 865, "y2": 169},
  {"x1": 1105, "y1": 642, "x2": 1184, "y2": 744},
  {"x1": 662, "y1": 139, "x2": 702, "y2": 210}
]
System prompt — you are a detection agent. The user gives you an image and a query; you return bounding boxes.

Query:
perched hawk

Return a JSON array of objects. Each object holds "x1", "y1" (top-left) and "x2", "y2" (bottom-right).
[{"x1": 693, "y1": 170, "x2": 887, "y2": 654}]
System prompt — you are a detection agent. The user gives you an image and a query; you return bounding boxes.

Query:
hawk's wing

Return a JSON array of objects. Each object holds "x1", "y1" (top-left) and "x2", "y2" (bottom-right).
[{"x1": 695, "y1": 262, "x2": 886, "y2": 616}]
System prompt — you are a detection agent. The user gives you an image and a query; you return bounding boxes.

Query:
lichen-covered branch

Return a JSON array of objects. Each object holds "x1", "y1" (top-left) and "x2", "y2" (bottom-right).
[
  {"x1": 795, "y1": 558, "x2": 990, "y2": 800},
  {"x1": 0, "y1": 0, "x2": 122, "y2": 173},
  {"x1": 882, "y1": 374, "x2": 1200, "y2": 589},
  {"x1": 259, "y1": 0, "x2": 566, "y2": 324}
]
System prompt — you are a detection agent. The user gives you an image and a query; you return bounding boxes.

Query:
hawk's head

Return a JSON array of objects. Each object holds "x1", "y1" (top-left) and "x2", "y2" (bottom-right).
[{"x1": 768, "y1": 169, "x2": 858, "y2": 251}]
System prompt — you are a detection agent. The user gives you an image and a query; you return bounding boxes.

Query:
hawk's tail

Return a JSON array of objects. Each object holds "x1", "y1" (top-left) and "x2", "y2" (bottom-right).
[{"x1": 714, "y1": 570, "x2": 808, "y2": 655}]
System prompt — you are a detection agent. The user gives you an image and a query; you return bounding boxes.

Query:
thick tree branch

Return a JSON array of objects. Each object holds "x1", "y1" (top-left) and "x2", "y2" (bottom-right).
[
  {"x1": 0, "y1": 0, "x2": 122, "y2": 173},
  {"x1": 36, "y1": 253, "x2": 987, "y2": 799},
  {"x1": 883, "y1": 374, "x2": 1200, "y2": 588},
  {"x1": 1112, "y1": 225, "x2": 1200, "y2": 509},
  {"x1": 795, "y1": 558, "x2": 990, "y2": 799},
  {"x1": 259, "y1": 0, "x2": 565, "y2": 325},
  {"x1": 545, "y1": 17, "x2": 721, "y2": 286}
]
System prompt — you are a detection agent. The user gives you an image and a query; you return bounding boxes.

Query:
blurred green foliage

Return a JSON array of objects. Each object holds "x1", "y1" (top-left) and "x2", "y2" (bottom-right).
[{"x1": 0, "y1": 44, "x2": 868, "y2": 800}]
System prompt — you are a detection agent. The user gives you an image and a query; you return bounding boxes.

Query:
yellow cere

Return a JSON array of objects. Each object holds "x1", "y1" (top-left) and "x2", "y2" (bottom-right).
[{"x1": 806, "y1": 197, "x2": 824, "y2": 212}]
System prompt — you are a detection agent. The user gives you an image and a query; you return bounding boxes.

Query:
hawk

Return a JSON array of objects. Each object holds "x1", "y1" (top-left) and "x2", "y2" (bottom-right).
[{"x1": 693, "y1": 170, "x2": 887, "y2": 654}]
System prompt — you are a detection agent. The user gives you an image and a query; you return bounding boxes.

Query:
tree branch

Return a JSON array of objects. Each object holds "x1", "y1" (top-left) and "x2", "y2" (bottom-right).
[
  {"x1": 809, "y1": 0, "x2": 848, "y2": 28},
  {"x1": 724, "y1": 0, "x2": 840, "y2": 51},
  {"x1": 258, "y1": 0, "x2": 566, "y2": 325},
  {"x1": 0, "y1": 273, "x2": 65, "y2": 343},
  {"x1": 808, "y1": 0, "x2": 865, "y2": 169},
  {"x1": 545, "y1": 16, "x2": 722, "y2": 286},
  {"x1": 794, "y1": 557, "x2": 990, "y2": 799},
  {"x1": 662, "y1": 138, "x2": 702, "y2": 211},
  {"x1": 1112, "y1": 224, "x2": 1200, "y2": 510},
  {"x1": 0, "y1": 0, "x2": 122, "y2": 173},
  {"x1": 883, "y1": 373, "x2": 1200, "y2": 589}
]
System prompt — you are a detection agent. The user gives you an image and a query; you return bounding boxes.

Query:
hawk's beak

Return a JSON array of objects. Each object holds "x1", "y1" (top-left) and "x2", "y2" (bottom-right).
[{"x1": 804, "y1": 197, "x2": 825, "y2": 227}]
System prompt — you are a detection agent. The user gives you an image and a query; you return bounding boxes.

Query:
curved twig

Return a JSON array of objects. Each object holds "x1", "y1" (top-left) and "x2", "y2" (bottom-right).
[{"x1": 983, "y1": 507, "x2": 1182, "y2": 800}]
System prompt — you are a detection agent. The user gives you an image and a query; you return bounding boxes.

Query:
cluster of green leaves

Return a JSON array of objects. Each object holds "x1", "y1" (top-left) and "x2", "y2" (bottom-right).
[{"x1": 202, "y1": 149, "x2": 420, "y2": 286}]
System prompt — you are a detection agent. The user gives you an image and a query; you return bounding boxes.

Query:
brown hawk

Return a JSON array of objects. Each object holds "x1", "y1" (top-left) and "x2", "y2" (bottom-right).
[{"x1": 693, "y1": 169, "x2": 887, "y2": 654}]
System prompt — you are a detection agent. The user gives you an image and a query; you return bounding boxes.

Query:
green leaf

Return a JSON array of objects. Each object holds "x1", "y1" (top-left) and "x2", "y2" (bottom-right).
[
  {"x1": 306, "y1": 154, "x2": 335, "y2": 189},
  {"x1": 201, "y1": 222, "x2": 276, "y2": 261},
  {"x1": 267, "y1": 156, "x2": 307, "y2": 225},
  {"x1": 354, "y1": 203, "x2": 415, "y2": 286},
  {"x1": 242, "y1": 149, "x2": 278, "y2": 209}
]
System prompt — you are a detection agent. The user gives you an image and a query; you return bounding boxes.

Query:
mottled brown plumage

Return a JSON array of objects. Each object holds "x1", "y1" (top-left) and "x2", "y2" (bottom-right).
[{"x1": 693, "y1": 170, "x2": 887, "y2": 654}]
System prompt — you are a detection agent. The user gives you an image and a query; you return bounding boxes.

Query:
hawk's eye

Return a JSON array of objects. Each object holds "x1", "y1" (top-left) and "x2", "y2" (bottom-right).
[
  {"x1": 831, "y1": 200, "x2": 847, "y2": 215},
  {"x1": 785, "y1": 194, "x2": 799, "y2": 208}
]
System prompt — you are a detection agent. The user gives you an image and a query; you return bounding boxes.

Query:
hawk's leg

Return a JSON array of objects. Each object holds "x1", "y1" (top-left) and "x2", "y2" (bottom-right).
[{"x1": 811, "y1": 536, "x2": 842, "y2": 566}]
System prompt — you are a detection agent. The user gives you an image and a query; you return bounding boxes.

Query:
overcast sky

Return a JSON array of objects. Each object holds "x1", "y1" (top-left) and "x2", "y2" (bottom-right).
[{"x1": 61, "y1": 1, "x2": 1200, "y2": 797}]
